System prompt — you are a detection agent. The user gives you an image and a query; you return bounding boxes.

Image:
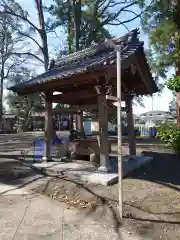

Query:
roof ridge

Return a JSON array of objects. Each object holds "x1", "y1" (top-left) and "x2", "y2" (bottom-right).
[
  {"x1": 111, "y1": 28, "x2": 139, "y2": 43},
  {"x1": 54, "y1": 28, "x2": 139, "y2": 68},
  {"x1": 55, "y1": 44, "x2": 106, "y2": 67},
  {"x1": 8, "y1": 28, "x2": 157, "y2": 94}
]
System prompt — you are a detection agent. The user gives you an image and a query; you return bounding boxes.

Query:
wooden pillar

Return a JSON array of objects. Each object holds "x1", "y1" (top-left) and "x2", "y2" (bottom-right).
[
  {"x1": 98, "y1": 94, "x2": 110, "y2": 171},
  {"x1": 125, "y1": 97, "x2": 136, "y2": 156},
  {"x1": 69, "y1": 114, "x2": 74, "y2": 130},
  {"x1": 42, "y1": 92, "x2": 53, "y2": 161},
  {"x1": 75, "y1": 111, "x2": 85, "y2": 138},
  {"x1": 58, "y1": 114, "x2": 60, "y2": 131}
]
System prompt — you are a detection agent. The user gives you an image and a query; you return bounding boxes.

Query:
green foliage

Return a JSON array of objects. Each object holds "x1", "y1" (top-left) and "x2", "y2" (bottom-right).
[
  {"x1": 140, "y1": 0, "x2": 180, "y2": 123},
  {"x1": 47, "y1": 0, "x2": 111, "y2": 51},
  {"x1": 169, "y1": 92, "x2": 176, "y2": 113},
  {"x1": 158, "y1": 123, "x2": 180, "y2": 152},
  {"x1": 149, "y1": 21, "x2": 177, "y2": 73},
  {"x1": 6, "y1": 68, "x2": 45, "y2": 131},
  {"x1": 0, "y1": 10, "x2": 25, "y2": 127},
  {"x1": 47, "y1": 0, "x2": 146, "y2": 52},
  {"x1": 140, "y1": 0, "x2": 179, "y2": 79},
  {"x1": 166, "y1": 75, "x2": 180, "y2": 92}
]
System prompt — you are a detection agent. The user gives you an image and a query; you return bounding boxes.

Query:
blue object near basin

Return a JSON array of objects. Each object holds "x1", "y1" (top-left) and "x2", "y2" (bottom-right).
[{"x1": 33, "y1": 137, "x2": 68, "y2": 159}]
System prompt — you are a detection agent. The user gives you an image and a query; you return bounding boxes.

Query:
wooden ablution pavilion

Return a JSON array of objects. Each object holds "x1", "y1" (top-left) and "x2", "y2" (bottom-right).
[{"x1": 9, "y1": 29, "x2": 158, "y2": 171}]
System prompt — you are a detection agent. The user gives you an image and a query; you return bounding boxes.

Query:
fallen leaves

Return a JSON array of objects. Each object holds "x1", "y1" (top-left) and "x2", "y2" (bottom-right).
[{"x1": 51, "y1": 192, "x2": 93, "y2": 209}]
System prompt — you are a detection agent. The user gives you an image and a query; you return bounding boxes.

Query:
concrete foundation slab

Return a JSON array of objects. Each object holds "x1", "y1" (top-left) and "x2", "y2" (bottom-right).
[
  {"x1": 81, "y1": 172, "x2": 118, "y2": 185},
  {"x1": 23, "y1": 155, "x2": 153, "y2": 186}
]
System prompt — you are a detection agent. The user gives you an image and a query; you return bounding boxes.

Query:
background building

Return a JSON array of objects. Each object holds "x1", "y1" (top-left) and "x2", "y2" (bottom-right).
[{"x1": 135, "y1": 110, "x2": 175, "y2": 127}]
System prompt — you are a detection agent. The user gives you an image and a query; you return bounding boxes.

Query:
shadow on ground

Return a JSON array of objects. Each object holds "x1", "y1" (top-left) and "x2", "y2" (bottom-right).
[
  {"x1": 129, "y1": 151, "x2": 180, "y2": 190},
  {"x1": 0, "y1": 133, "x2": 180, "y2": 239},
  {"x1": 0, "y1": 158, "x2": 45, "y2": 196},
  {"x1": 33, "y1": 150, "x2": 180, "y2": 239}
]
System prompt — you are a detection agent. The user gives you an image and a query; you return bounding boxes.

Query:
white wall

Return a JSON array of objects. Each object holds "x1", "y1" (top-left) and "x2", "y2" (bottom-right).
[{"x1": 83, "y1": 119, "x2": 116, "y2": 134}]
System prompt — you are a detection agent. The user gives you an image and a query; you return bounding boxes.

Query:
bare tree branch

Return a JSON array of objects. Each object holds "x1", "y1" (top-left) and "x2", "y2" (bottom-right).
[
  {"x1": 3, "y1": 57, "x2": 27, "y2": 79},
  {"x1": 120, "y1": 22, "x2": 130, "y2": 32},
  {"x1": 4, "y1": 62, "x2": 16, "y2": 78},
  {"x1": 17, "y1": 30, "x2": 43, "y2": 51},
  {"x1": 108, "y1": 12, "x2": 142, "y2": 26},
  {"x1": 100, "y1": 2, "x2": 137, "y2": 26},
  {"x1": 0, "y1": 8, "x2": 40, "y2": 33},
  {"x1": 123, "y1": 9, "x2": 143, "y2": 21},
  {"x1": 98, "y1": 0, "x2": 110, "y2": 10},
  {"x1": 11, "y1": 52, "x2": 44, "y2": 64}
]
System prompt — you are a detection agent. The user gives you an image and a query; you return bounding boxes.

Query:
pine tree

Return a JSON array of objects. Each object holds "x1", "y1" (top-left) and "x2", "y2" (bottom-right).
[
  {"x1": 140, "y1": 0, "x2": 180, "y2": 125},
  {"x1": 47, "y1": 0, "x2": 146, "y2": 52}
]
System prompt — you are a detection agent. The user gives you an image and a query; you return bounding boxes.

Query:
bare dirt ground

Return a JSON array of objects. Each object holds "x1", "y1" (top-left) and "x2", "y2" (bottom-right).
[
  {"x1": 34, "y1": 139, "x2": 180, "y2": 239},
  {"x1": 0, "y1": 133, "x2": 179, "y2": 239}
]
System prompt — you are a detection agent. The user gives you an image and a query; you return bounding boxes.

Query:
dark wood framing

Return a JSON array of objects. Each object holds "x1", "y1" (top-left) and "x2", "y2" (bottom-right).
[{"x1": 10, "y1": 45, "x2": 157, "y2": 169}]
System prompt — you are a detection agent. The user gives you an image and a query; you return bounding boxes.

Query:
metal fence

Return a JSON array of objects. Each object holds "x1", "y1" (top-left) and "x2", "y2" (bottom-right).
[{"x1": 135, "y1": 125, "x2": 158, "y2": 137}]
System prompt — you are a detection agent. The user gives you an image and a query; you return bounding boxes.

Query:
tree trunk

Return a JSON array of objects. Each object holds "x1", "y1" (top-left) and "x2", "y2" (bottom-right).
[
  {"x1": 67, "y1": 0, "x2": 73, "y2": 54},
  {"x1": 176, "y1": 68, "x2": 180, "y2": 127},
  {"x1": 34, "y1": 0, "x2": 49, "y2": 71},
  {"x1": 0, "y1": 66, "x2": 4, "y2": 130},
  {"x1": 72, "y1": 0, "x2": 82, "y2": 51},
  {"x1": 173, "y1": 1, "x2": 180, "y2": 127},
  {"x1": 35, "y1": 0, "x2": 57, "y2": 139},
  {"x1": 0, "y1": 17, "x2": 7, "y2": 130}
]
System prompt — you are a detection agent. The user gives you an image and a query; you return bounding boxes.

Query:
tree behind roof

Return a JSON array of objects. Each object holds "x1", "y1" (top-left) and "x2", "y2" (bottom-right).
[
  {"x1": 139, "y1": 0, "x2": 180, "y2": 125},
  {"x1": 6, "y1": 67, "x2": 45, "y2": 132},
  {"x1": 47, "y1": 0, "x2": 147, "y2": 53}
]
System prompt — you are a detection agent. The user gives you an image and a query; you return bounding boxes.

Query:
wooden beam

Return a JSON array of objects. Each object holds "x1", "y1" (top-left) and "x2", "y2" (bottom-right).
[
  {"x1": 106, "y1": 53, "x2": 137, "y2": 75},
  {"x1": 17, "y1": 71, "x2": 105, "y2": 96},
  {"x1": 17, "y1": 52, "x2": 137, "y2": 96},
  {"x1": 106, "y1": 95, "x2": 120, "y2": 102},
  {"x1": 56, "y1": 82, "x2": 99, "y2": 94},
  {"x1": 135, "y1": 52, "x2": 154, "y2": 93},
  {"x1": 49, "y1": 89, "x2": 97, "y2": 103},
  {"x1": 53, "y1": 107, "x2": 80, "y2": 114},
  {"x1": 77, "y1": 96, "x2": 99, "y2": 105},
  {"x1": 136, "y1": 65, "x2": 149, "y2": 91},
  {"x1": 52, "y1": 105, "x2": 98, "y2": 114}
]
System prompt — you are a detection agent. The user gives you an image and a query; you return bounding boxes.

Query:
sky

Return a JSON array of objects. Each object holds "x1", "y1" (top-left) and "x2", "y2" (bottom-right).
[{"x1": 5, "y1": 0, "x2": 174, "y2": 114}]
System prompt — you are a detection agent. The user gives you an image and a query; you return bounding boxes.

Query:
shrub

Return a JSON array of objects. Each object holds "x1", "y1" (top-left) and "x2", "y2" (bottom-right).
[
  {"x1": 158, "y1": 123, "x2": 180, "y2": 152},
  {"x1": 166, "y1": 76, "x2": 180, "y2": 92}
]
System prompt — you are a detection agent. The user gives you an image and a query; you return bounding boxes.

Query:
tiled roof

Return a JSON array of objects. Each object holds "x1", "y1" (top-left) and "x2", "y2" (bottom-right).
[{"x1": 8, "y1": 29, "x2": 148, "y2": 92}]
